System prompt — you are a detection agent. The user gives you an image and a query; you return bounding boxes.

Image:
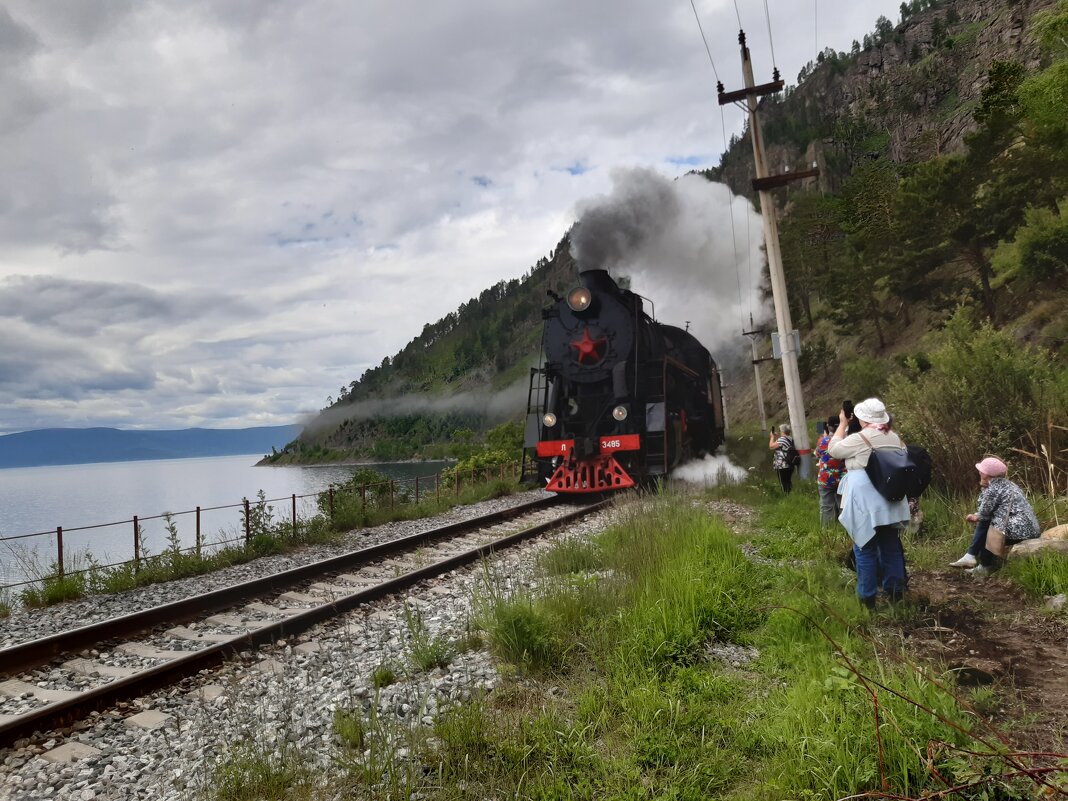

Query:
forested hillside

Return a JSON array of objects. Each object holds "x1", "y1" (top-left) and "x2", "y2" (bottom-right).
[
  {"x1": 266, "y1": 239, "x2": 581, "y2": 463},
  {"x1": 273, "y1": 0, "x2": 1067, "y2": 483}
]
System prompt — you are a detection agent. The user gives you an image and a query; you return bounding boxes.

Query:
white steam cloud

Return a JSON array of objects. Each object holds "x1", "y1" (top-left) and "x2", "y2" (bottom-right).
[
  {"x1": 304, "y1": 375, "x2": 531, "y2": 433},
  {"x1": 672, "y1": 453, "x2": 749, "y2": 486},
  {"x1": 570, "y1": 167, "x2": 767, "y2": 356}
]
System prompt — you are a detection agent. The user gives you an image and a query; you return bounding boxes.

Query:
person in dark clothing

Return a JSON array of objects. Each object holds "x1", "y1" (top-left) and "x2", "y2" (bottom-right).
[{"x1": 769, "y1": 423, "x2": 796, "y2": 493}]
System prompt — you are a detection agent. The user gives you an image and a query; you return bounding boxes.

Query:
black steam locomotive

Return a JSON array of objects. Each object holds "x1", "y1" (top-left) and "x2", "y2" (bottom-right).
[{"x1": 524, "y1": 269, "x2": 726, "y2": 493}]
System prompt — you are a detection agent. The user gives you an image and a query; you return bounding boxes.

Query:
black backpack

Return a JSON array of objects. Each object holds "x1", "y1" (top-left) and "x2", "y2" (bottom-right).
[
  {"x1": 860, "y1": 435, "x2": 933, "y2": 502},
  {"x1": 783, "y1": 437, "x2": 801, "y2": 468}
]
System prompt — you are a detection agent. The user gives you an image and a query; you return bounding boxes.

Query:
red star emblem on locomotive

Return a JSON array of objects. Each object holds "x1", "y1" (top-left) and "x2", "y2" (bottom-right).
[{"x1": 569, "y1": 327, "x2": 607, "y2": 364}]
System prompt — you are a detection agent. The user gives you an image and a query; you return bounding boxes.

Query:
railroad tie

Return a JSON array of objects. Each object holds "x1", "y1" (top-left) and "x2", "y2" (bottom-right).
[
  {"x1": 164, "y1": 626, "x2": 239, "y2": 644},
  {"x1": 116, "y1": 643, "x2": 194, "y2": 661},
  {"x1": 243, "y1": 602, "x2": 301, "y2": 617},
  {"x1": 277, "y1": 590, "x2": 323, "y2": 604},
  {"x1": 0, "y1": 679, "x2": 80, "y2": 703},
  {"x1": 63, "y1": 659, "x2": 139, "y2": 679},
  {"x1": 204, "y1": 613, "x2": 258, "y2": 629}
]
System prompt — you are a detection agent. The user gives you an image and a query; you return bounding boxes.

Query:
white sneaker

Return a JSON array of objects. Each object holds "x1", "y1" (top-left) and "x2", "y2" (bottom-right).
[
  {"x1": 966, "y1": 564, "x2": 991, "y2": 578},
  {"x1": 950, "y1": 553, "x2": 977, "y2": 568}
]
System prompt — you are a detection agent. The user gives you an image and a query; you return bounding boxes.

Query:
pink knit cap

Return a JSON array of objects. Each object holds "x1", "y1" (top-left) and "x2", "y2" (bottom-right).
[{"x1": 975, "y1": 457, "x2": 1007, "y2": 477}]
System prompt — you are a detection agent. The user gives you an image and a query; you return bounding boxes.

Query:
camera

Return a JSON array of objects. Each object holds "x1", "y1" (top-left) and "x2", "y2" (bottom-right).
[{"x1": 842, "y1": 399, "x2": 862, "y2": 434}]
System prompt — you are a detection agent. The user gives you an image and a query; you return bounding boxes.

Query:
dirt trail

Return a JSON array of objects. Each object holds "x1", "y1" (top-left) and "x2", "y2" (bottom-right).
[{"x1": 898, "y1": 568, "x2": 1068, "y2": 753}]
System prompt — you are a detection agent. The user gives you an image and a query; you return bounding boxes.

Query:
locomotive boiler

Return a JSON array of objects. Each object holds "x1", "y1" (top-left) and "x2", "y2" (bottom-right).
[{"x1": 524, "y1": 268, "x2": 726, "y2": 493}]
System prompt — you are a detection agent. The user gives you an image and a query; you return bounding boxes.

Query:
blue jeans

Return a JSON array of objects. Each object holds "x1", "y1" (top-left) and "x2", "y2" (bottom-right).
[
  {"x1": 818, "y1": 483, "x2": 841, "y2": 527},
  {"x1": 854, "y1": 524, "x2": 907, "y2": 602},
  {"x1": 967, "y1": 519, "x2": 999, "y2": 566}
]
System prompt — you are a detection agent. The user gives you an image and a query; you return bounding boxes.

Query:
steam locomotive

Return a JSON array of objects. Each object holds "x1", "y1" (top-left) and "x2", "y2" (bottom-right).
[{"x1": 523, "y1": 268, "x2": 726, "y2": 493}]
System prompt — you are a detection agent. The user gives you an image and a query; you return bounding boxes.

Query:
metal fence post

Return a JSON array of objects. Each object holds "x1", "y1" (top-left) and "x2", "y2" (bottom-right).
[
  {"x1": 360, "y1": 483, "x2": 366, "y2": 511},
  {"x1": 455, "y1": 470, "x2": 460, "y2": 497},
  {"x1": 328, "y1": 486, "x2": 335, "y2": 519},
  {"x1": 415, "y1": 476, "x2": 420, "y2": 505},
  {"x1": 291, "y1": 494, "x2": 297, "y2": 538},
  {"x1": 390, "y1": 480, "x2": 395, "y2": 510},
  {"x1": 56, "y1": 527, "x2": 64, "y2": 577},
  {"x1": 244, "y1": 498, "x2": 251, "y2": 544},
  {"x1": 436, "y1": 473, "x2": 440, "y2": 505},
  {"x1": 195, "y1": 506, "x2": 202, "y2": 557},
  {"x1": 133, "y1": 516, "x2": 141, "y2": 572}
]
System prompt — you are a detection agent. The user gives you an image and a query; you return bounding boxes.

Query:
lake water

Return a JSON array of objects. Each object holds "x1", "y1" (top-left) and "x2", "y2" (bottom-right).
[{"x1": 0, "y1": 456, "x2": 448, "y2": 588}]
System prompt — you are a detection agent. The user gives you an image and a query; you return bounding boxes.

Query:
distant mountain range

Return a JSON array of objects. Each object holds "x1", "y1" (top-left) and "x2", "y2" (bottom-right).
[{"x1": 0, "y1": 425, "x2": 302, "y2": 468}]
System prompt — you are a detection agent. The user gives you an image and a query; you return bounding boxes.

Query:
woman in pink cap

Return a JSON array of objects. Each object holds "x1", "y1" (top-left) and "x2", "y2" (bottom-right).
[{"x1": 951, "y1": 456, "x2": 1040, "y2": 574}]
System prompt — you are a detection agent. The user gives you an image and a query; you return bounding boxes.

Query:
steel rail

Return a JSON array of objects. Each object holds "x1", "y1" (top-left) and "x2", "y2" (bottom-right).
[
  {"x1": 0, "y1": 498, "x2": 606, "y2": 748},
  {"x1": 0, "y1": 495, "x2": 560, "y2": 675}
]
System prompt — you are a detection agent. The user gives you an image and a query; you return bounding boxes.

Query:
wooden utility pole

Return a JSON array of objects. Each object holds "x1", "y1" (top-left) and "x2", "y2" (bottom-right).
[
  {"x1": 743, "y1": 324, "x2": 769, "y2": 433},
  {"x1": 719, "y1": 31, "x2": 817, "y2": 477}
]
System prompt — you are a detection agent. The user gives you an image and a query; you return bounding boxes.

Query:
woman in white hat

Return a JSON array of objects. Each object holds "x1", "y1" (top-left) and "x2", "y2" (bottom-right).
[
  {"x1": 827, "y1": 397, "x2": 911, "y2": 609},
  {"x1": 951, "y1": 456, "x2": 1040, "y2": 575}
]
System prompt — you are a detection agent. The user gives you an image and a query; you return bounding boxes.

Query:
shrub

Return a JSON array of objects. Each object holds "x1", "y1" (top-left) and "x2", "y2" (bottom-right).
[
  {"x1": 886, "y1": 307, "x2": 1068, "y2": 494},
  {"x1": 842, "y1": 355, "x2": 888, "y2": 400},
  {"x1": 20, "y1": 569, "x2": 86, "y2": 608}
]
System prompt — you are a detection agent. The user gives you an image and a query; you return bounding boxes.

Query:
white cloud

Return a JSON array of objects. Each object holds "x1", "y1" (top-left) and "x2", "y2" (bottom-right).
[{"x1": 0, "y1": 0, "x2": 904, "y2": 433}]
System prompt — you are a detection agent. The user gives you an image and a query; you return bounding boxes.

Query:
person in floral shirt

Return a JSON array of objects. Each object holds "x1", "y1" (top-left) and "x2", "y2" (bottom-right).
[{"x1": 814, "y1": 414, "x2": 845, "y2": 526}]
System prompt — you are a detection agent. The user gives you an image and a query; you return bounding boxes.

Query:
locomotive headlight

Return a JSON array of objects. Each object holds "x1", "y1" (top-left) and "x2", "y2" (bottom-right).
[
  {"x1": 612, "y1": 405, "x2": 628, "y2": 421},
  {"x1": 566, "y1": 287, "x2": 592, "y2": 312},
  {"x1": 542, "y1": 412, "x2": 558, "y2": 427}
]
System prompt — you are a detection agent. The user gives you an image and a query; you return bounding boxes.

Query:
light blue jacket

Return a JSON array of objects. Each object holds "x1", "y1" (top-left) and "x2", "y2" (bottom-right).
[{"x1": 838, "y1": 469, "x2": 910, "y2": 547}]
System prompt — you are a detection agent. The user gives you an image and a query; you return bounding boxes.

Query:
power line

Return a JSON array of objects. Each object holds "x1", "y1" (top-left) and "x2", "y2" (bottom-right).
[
  {"x1": 732, "y1": 0, "x2": 743, "y2": 29},
  {"x1": 814, "y1": 0, "x2": 819, "y2": 61},
  {"x1": 689, "y1": 0, "x2": 745, "y2": 330},
  {"x1": 720, "y1": 109, "x2": 745, "y2": 330},
  {"x1": 688, "y1": 0, "x2": 720, "y2": 82},
  {"x1": 762, "y1": 0, "x2": 778, "y2": 72}
]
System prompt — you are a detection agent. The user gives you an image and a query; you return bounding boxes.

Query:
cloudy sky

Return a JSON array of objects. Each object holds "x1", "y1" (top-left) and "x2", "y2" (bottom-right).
[{"x1": 0, "y1": 0, "x2": 901, "y2": 434}]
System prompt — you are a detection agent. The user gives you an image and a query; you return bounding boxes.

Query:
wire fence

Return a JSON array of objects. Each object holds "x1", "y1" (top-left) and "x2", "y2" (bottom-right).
[{"x1": 0, "y1": 463, "x2": 521, "y2": 592}]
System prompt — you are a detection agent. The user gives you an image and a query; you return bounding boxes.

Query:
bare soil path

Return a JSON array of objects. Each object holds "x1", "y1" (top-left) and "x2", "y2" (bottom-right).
[{"x1": 895, "y1": 568, "x2": 1068, "y2": 754}]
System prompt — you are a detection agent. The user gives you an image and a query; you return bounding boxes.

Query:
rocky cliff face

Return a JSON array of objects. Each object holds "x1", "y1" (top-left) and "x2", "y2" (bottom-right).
[{"x1": 716, "y1": 0, "x2": 1055, "y2": 198}]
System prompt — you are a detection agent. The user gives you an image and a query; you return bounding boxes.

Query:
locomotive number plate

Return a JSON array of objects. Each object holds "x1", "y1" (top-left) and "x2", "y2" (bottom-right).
[{"x1": 599, "y1": 434, "x2": 640, "y2": 452}]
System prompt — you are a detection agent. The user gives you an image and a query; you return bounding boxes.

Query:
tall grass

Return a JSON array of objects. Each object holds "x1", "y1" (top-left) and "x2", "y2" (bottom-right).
[
  {"x1": 1005, "y1": 550, "x2": 1068, "y2": 596},
  {"x1": 209, "y1": 740, "x2": 313, "y2": 801},
  {"x1": 425, "y1": 493, "x2": 1035, "y2": 799}
]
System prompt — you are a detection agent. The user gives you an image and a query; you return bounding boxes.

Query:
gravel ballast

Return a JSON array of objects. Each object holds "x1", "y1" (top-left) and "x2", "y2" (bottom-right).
[{"x1": 0, "y1": 491, "x2": 615, "y2": 801}]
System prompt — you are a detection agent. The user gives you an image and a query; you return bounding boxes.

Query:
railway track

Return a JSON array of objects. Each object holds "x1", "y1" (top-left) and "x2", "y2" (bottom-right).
[{"x1": 0, "y1": 495, "x2": 607, "y2": 748}]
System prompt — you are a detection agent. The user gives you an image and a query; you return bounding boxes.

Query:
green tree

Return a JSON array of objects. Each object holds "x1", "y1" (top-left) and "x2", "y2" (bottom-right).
[
  {"x1": 827, "y1": 158, "x2": 902, "y2": 347},
  {"x1": 779, "y1": 193, "x2": 845, "y2": 330},
  {"x1": 991, "y1": 201, "x2": 1068, "y2": 283},
  {"x1": 485, "y1": 420, "x2": 523, "y2": 454}
]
